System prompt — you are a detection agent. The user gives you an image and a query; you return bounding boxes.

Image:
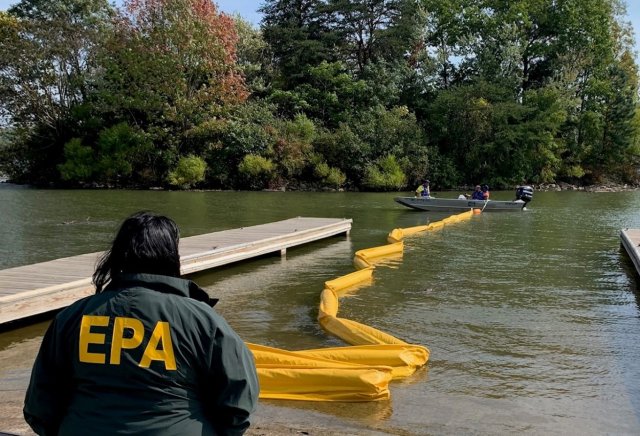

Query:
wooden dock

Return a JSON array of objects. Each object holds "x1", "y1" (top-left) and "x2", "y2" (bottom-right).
[
  {"x1": 0, "y1": 217, "x2": 352, "y2": 325},
  {"x1": 621, "y1": 229, "x2": 640, "y2": 277}
]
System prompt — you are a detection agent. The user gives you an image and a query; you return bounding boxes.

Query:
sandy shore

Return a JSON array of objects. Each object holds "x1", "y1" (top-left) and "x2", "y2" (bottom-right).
[
  {"x1": 2, "y1": 373, "x2": 391, "y2": 436},
  {"x1": 2, "y1": 394, "x2": 389, "y2": 436}
]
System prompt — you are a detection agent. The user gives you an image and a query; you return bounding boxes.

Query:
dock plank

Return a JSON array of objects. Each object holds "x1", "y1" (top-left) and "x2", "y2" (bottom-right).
[
  {"x1": 0, "y1": 217, "x2": 351, "y2": 324},
  {"x1": 621, "y1": 229, "x2": 640, "y2": 277}
]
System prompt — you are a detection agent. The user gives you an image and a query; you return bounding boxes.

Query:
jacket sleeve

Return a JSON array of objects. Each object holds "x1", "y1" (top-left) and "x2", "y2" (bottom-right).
[
  {"x1": 24, "y1": 317, "x2": 72, "y2": 435},
  {"x1": 206, "y1": 316, "x2": 259, "y2": 436}
]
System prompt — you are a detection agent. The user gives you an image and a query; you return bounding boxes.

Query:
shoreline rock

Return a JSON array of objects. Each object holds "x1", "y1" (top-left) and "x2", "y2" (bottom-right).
[{"x1": 533, "y1": 182, "x2": 639, "y2": 192}]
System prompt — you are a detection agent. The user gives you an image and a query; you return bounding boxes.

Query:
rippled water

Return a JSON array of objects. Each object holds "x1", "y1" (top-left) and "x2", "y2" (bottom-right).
[{"x1": 1, "y1": 186, "x2": 640, "y2": 434}]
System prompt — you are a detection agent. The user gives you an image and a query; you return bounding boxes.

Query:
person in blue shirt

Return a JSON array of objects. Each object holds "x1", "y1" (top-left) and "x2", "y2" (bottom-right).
[{"x1": 471, "y1": 185, "x2": 484, "y2": 200}]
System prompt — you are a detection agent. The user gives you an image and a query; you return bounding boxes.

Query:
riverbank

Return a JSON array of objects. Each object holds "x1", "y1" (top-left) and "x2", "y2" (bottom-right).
[
  {"x1": 535, "y1": 181, "x2": 640, "y2": 192},
  {"x1": 3, "y1": 389, "x2": 387, "y2": 436},
  {"x1": 3, "y1": 178, "x2": 639, "y2": 193},
  {"x1": 0, "y1": 335, "x2": 386, "y2": 436}
]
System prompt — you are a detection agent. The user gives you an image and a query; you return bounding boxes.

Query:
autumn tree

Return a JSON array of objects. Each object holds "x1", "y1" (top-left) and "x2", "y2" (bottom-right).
[
  {"x1": 63, "y1": 0, "x2": 248, "y2": 184},
  {"x1": 99, "y1": 0, "x2": 246, "y2": 125}
]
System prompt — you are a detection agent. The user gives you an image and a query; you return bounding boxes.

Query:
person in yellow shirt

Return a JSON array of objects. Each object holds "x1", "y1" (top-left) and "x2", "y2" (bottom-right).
[{"x1": 415, "y1": 179, "x2": 430, "y2": 198}]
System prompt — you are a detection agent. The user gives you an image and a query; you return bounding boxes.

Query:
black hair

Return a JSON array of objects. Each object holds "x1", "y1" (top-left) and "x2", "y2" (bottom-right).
[{"x1": 93, "y1": 211, "x2": 181, "y2": 293}]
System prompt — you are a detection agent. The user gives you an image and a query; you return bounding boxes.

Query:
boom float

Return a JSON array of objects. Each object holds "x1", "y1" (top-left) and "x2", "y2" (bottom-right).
[{"x1": 248, "y1": 209, "x2": 475, "y2": 401}]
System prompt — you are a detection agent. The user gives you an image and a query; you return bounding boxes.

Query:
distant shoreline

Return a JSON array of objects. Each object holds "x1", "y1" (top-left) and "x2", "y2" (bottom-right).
[{"x1": 1, "y1": 180, "x2": 638, "y2": 193}]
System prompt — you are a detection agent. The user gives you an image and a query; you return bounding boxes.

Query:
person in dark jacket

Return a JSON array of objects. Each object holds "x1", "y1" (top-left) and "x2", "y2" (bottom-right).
[
  {"x1": 471, "y1": 185, "x2": 484, "y2": 200},
  {"x1": 24, "y1": 211, "x2": 259, "y2": 436}
]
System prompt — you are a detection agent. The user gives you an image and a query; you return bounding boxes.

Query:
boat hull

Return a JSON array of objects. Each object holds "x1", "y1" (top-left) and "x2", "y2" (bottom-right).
[{"x1": 394, "y1": 197, "x2": 527, "y2": 212}]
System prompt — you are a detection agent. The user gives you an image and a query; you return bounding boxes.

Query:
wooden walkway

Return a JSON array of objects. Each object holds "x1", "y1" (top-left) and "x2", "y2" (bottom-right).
[
  {"x1": 0, "y1": 217, "x2": 352, "y2": 325},
  {"x1": 621, "y1": 229, "x2": 640, "y2": 277}
]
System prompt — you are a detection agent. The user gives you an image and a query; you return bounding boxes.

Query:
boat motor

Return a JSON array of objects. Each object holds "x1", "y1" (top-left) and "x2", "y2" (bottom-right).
[{"x1": 515, "y1": 185, "x2": 534, "y2": 203}]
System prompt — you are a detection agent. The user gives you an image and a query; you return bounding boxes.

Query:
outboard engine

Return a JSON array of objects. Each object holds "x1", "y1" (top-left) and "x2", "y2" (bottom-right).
[{"x1": 515, "y1": 185, "x2": 534, "y2": 203}]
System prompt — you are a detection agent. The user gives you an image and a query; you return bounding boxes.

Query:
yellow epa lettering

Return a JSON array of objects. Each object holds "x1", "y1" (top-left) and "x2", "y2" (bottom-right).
[{"x1": 79, "y1": 315, "x2": 177, "y2": 370}]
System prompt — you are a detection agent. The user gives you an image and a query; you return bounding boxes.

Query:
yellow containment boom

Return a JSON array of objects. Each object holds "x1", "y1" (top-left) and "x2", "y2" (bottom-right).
[
  {"x1": 249, "y1": 209, "x2": 474, "y2": 401},
  {"x1": 248, "y1": 343, "x2": 393, "y2": 401},
  {"x1": 354, "y1": 242, "x2": 404, "y2": 269}
]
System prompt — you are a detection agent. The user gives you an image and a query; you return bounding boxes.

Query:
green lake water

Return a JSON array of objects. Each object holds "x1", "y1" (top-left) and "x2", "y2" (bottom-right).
[{"x1": 1, "y1": 185, "x2": 640, "y2": 434}]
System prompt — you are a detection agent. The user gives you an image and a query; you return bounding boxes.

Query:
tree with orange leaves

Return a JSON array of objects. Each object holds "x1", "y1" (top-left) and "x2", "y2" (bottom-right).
[{"x1": 89, "y1": 0, "x2": 248, "y2": 182}]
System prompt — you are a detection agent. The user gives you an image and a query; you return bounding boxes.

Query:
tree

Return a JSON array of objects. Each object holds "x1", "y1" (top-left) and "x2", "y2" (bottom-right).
[
  {"x1": 167, "y1": 155, "x2": 207, "y2": 188},
  {"x1": 0, "y1": 1, "x2": 113, "y2": 182},
  {"x1": 362, "y1": 154, "x2": 407, "y2": 190},
  {"x1": 278, "y1": 61, "x2": 369, "y2": 126},
  {"x1": 99, "y1": 0, "x2": 246, "y2": 123},
  {"x1": 260, "y1": 0, "x2": 338, "y2": 88},
  {"x1": 90, "y1": 0, "x2": 247, "y2": 183},
  {"x1": 234, "y1": 16, "x2": 273, "y2": 95},
  {"x1": 58, "y1": 123, "x2": 151, "y2": 185},
  {"x1": 314, "y1": 104, "x2": 428, "y2": 187},
  {"x1": 327, "y1": 0, "x2": 423, "y2": 73}
]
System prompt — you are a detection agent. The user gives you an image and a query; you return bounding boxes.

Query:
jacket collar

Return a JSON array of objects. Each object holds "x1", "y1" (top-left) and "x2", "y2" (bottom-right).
[{"x1": 106, "y1": 273, "x2": 218, "y2": 307}]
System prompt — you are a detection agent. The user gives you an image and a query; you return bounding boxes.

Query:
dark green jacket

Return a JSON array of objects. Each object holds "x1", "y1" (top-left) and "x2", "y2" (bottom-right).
[{"x1": 24, "y1": 273, "x2": 259, "y2": 436}]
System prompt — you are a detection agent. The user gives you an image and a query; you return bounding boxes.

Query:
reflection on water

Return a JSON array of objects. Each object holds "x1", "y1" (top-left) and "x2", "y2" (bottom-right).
[
  {"x1": 1, "y1": 187, "x2": 640, "y2": 433},
  {"x1": 262, "y1": 398, "x2": 394, "y2": 422}
]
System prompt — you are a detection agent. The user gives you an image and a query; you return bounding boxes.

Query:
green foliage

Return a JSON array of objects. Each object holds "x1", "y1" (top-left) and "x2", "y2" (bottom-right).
[
  {"x1": 0, "y1": 1, "x2": 113, "y2": 183},
  {"x1": 313, "y1": 104, "x2": 429, "y2": 189},
  {"x1": 260, "y1": 0, "x2": 337, "y2": 88},
  {"x1": 342, "y1": 105, "x2": 428, "y2": 185},
  {"x1": 238, "y1": 154, "x2": 275, "y2": 189},
  {"x1": 629, "y1": 108, "x2": 640, "y2": 159},
  {"x1": 265, "y1": 61, "x2": 373, "y2": 126},
  {"x1": 362, "y1": 155, "x2": 407, "y2": 191},
  {"x1": 270, "y1": 114, "x2": 317, "y2": 180},
  {"x1": 95, "y1": 123, "x2": 149, "y2": 182},
  {"x1": 323, "y1": 166, "x2": 347, "y2": 188},
  {"x1": 286, "y1": 62, "x2": 370, "y2": 126},
  {"x1": 313, "y1": 159, "x2": 346, "y2": 189},
  {"x1": 2, "y1": 0, "x2": 639, "y2": 189},
  {"x1": 327, "y1": 0, "x2": 423, "y2": 72},
  {"x1": 425, "y1": 81, "x2": 570, "y2": 186},
  {"x1": 424, "y1": 148, "x2": 460, "y2": 189},
  {"x1": 198, "y1": 100, "x2": 278, "y2": 187},
  {"x1": 167, "y1": 155, "x2": 207, "y2": 189},
  {"x1": 58, "y1": 138, "x2": 96, "y2": 181},
  {"x1": 313, "y1": 123, "x2": 368, "y2": 184},
  {"x1": 234, "y1": 15, "x2": 272, "y2": 94},
  {"x1": 58, "y1": 123, "x2": 151, "y2": 184}
]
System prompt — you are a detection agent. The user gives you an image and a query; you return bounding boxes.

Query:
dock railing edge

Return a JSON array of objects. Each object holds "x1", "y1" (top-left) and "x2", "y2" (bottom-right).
[
  {"x1": 180, "y1": 219, "x2": 352, "y2": 274},
  {"x1": 181, "y1": 218, "x2": 352, "y2": 262},
  {"x1": 0, "y1": 217, "x2": 353, "y2": 324},
  {"x1": 620, "y1": 229, "x2": 640, "y2": 277}
]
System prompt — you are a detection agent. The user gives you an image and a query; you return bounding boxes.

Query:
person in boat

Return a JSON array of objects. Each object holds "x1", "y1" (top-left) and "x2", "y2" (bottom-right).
[
  {"x1": 481, "y1": 184, "x2": 490, "y2": 200},
  {"x1": 415, "y1": 179, "x2": 431, "y2": 198},
  {"x1": 24, "y1": 211, "x2": 259, "y2": 436},
  {"x1": 471, "y1": 185, "x2": 484, "y2": 200},
  {"x1": 457, "y1": 194, "x2": 469, "y2": 200}
]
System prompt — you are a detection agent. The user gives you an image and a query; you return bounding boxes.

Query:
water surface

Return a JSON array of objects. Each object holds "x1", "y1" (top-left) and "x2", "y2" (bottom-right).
[{"x1": 1, "y1": 186, "x2": 639, "y2": 434}]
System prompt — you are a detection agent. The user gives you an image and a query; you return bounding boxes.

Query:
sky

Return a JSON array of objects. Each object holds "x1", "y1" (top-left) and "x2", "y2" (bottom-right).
[{"x1": 0, "y1": 0, "x2": 639, "y2": 56}]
